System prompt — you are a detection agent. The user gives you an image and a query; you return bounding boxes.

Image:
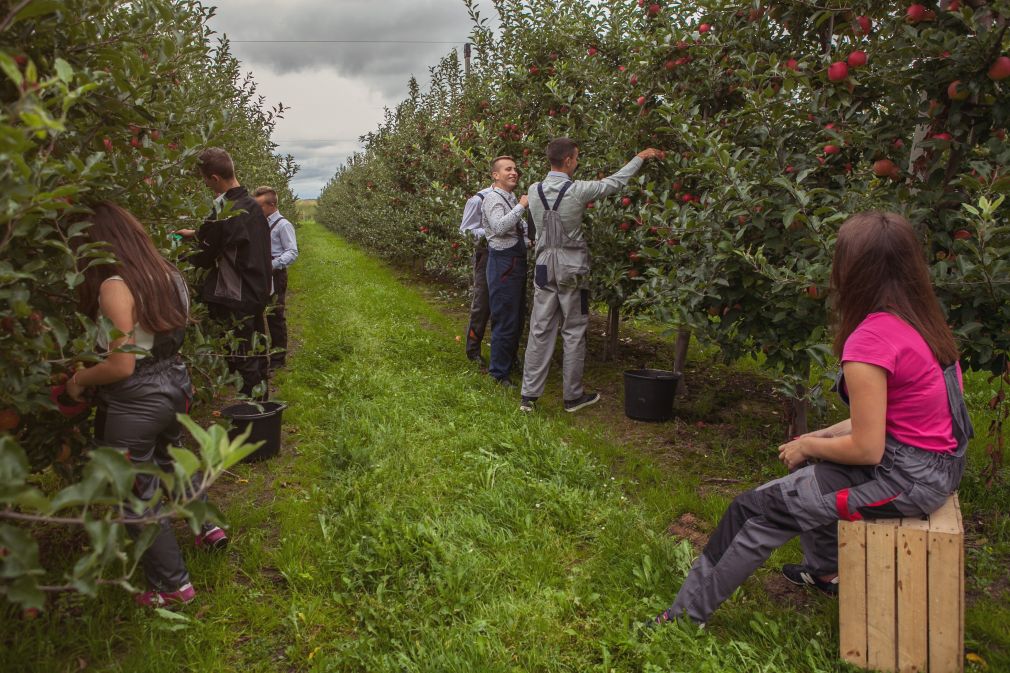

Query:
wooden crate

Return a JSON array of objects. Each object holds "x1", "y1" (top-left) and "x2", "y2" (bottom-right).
[{"x1": 838, "y1": 494, "x2": 964, "y2": 673}]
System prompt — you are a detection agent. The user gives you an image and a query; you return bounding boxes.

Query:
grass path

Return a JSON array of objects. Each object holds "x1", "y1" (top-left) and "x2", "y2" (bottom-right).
[{"x1": 5, "y1": 220, "x2": 1005, "y2": 672}]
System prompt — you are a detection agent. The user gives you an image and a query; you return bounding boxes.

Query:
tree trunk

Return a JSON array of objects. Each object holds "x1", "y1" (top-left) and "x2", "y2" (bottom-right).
[
  {"x1": 787, "y1": 383, "x2": 809, "y2": 439},
  {"x1": 673, "y1": 327, "x2": 690, "y2": 397},
  {"x1": 603, "y1": 304, "x2": 620, "y2": 361}
]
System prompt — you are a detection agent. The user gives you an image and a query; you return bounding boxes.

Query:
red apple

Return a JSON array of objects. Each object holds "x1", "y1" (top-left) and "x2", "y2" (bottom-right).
[
  {"x1": 102, "y1": 136, "x2": 114, "y2": 152},
  {"x1": 947, "y1": 80, "x2": 968, "y2": 101},
  {"x1": 947, "y1": 0, "x2": 960, "y2": 10},
  {"x1": 129, "y1": 137, "x2": 141, "y2": 149},
  {"x1": 806, "y1": 285, "x2": 819, "y2": 299},
  {"x1": 628, "y1": 269, "x2": 640, "y2": 278},
  {"x1": 854, "y1": 15, "x2": 872, "y2": 35},
  {"x1": 629, "y1": 73, "x2": 639, "y2": 85},
  {"x1": 0, "y1": 408, "x2": 20, "y2": 431},
  {"x1": 628, "y1": 251, "x2": 640, "y2": 261},
  {"x1": 587, "y1": 201, "x2": 595, "y2": 209},
  {"x1": 893, "y1": 138, "x2": 905, "y2": 149},
  {"x1": 699, "y1": 23, "x2": 711, "y2": 33},
  {"x1": 785, "y1": 165, "x2": 795, "y2": 174},
  {"x1": 827, "y1": 61, "x2": 848, "y2": 82},
  {"x1": 451, "y1": 242, "x2": 460, "y2": 250},
  {"x1": 952, "y1": 229, "x2": 972, "y2": 240},
  {"x1": 847, "y1": 50, "x2": 867, "y2": 68},
  {"x1": 587, "y1": 46, "x2": 598, "y2": 57},
  {"x1": 823, "y1": 144, "x2": 840, "y2": 155},
  {"x1": 529, "y1": 65, "x2": 539, "y2": 75},
  {"x1": 785, "y1": 58, "x2": 799, "y2": 71},
  {"x1": 619, "y1": 222, "x2": 630, "y2": 231},
  {"x1": 906, "y1": 4, "x2": 932, "y2": 23},
  {"x1": 664, "y1": 59, "x2": 676, "y2": 70},
  {"x1": 621, "y1": 196, "x2": 632, "y2": 207},
  {"x1": 932, "y1": 132, "x2": 952, "y2": 141},
  {"x1": 636, "y1": 95, "x2": 646, "y2": 106},
  {"x1": 873, "y1": 159, "x2": 900, "y2": 179},
  {"x1": 648, "y1": 3, "x2": 661, "y2": 17},
  {"x1": 988, "y1": 56, "x2": 1010, "y2": 81}
]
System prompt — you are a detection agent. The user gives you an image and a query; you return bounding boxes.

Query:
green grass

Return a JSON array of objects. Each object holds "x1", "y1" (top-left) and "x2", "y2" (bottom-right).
[{"x1": 3, "y1": 219, "x2": 1007, "y2": 672}]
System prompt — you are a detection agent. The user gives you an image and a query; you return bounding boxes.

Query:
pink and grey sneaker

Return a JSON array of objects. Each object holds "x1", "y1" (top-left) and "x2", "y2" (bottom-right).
[
  {"x1": 135, "y1": 582, "x2": 196, "y2": 607},
  {"x1": 195, "y1": 525, "x2": 228, "y2": 551}
]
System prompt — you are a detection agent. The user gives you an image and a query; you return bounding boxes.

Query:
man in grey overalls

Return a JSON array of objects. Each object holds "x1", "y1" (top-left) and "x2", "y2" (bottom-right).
[{"x1": 519, "y1": 138, "x2": 664, "y2": 412}]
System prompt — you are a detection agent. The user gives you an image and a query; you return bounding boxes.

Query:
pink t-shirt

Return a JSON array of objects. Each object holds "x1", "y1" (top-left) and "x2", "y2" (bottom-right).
[{"x1": 842, "y1": 312, "x2": 960, "y2": 453}]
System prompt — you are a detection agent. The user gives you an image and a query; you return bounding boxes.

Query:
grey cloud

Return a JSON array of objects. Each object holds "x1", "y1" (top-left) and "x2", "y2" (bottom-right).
[
  {"x1": 279, "y1": 139, "x2": 364, "y2": 197},
  {"x1": 210, "y1": 0, "x2": 476, "y2": 96}
]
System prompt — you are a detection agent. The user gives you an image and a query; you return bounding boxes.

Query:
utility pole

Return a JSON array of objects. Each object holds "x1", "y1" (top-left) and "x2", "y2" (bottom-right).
[{"x1": 464, "y1": 42, "x2": 471, "y2": 79}]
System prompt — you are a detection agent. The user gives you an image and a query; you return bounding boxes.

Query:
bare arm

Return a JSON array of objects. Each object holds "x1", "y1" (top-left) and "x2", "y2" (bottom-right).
[
  {"x1": 778, "y1": 362, "x2": 886, "y2": 470},
  {"x1": 65, "y1": 280, "x2": 137, "y2": 399}
]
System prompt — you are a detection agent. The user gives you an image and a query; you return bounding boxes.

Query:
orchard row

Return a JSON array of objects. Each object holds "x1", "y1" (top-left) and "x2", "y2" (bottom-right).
[
  {"x1": 319, "y1": 0, "x2": 1010, "y2": 412},
  {"x1": 0, "y1": 1, "x2": 296, "y2": 608}
]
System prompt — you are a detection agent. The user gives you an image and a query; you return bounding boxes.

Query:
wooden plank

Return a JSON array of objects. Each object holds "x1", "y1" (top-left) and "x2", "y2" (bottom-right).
[
  {"x1": 867, "y1": 519, "x2": 899, "y2": 673},
  {"x1": 839, "y1": 520, "x2": 868, "y2": 668},
  {"x1": 897, "y1": 517, "x2": 929, "y2": 673},
  {"x1": 927, "y1": 494, "x2": 962, "y2": 535},
  {"x1": 928, "y1": 495, "x2": 964, "y2": 673}
]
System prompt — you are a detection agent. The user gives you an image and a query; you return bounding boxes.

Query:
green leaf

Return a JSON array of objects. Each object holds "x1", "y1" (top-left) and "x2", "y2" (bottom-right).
[
  {"x1": 0, "y1": 52, "x2": 23, "y2": 87},
  {"x1": 53, "y1": 58, "x2": 73, "y2": 83},
  {"x1": 13, "y1": 0, "x2": 61, "y2": 23},
  {"x1": 168, "y1": 447, "x2": 200, "y2": 478}
]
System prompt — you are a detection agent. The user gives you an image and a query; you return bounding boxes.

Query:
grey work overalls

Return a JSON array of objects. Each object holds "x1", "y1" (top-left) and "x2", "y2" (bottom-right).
[
  {"x1": 667, "y1": 362, "x2": 972, "y2": 624},
  {"x1": 520, "y1": 182, "x2": 592, "y2": 401}
]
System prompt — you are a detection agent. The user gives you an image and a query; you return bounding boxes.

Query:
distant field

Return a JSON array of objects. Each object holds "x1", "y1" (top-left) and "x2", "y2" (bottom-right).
[{"x1": 295, "y1": 199, "x2": 317, "y2": 220}]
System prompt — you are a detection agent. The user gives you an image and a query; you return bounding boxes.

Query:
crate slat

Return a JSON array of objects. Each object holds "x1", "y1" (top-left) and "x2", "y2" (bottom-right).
[{"x1": 839, "y1": 519, "x2": 868, "y2": 667}]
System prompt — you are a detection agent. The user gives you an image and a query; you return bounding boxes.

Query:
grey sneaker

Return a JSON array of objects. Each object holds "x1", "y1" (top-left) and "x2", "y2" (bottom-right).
[
  {"x1": 564, "y1": 392, "x2": 600, "y2": 413},
  {"x1": 519, "y1": 396, "x2": 537, "y2": 412}
]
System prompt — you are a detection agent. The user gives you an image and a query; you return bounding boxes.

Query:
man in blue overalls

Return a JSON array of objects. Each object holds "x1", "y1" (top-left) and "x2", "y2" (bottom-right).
[{"x1": 481, "y1": 155, "x2": 530, "y2": 387}]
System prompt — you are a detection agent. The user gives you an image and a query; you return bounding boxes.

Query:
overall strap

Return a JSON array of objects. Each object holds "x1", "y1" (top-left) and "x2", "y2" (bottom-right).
[
  {"x1": 942, "y1": 363, "x2": 974, "y2": 457},
  {"x1": 551, "y1": 181, "x2": 573, "y2": 211},
  {"x1": 536, "y1": 183, "x2": 550, "y2": 210}
]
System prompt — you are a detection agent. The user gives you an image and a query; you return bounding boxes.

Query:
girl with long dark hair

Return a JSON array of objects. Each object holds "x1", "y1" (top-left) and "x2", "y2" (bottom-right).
[
  {"x1": 66, "y1": 201, "x2": 227, "y2": 607},
  {"x1": 653, "y1": 211, "x2": 973, "y2": 625}
]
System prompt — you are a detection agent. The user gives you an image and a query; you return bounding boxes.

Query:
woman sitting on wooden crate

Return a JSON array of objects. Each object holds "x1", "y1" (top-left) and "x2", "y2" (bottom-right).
[{"x1": 653, "y1": 211, "x2": 973, "y2": 626}]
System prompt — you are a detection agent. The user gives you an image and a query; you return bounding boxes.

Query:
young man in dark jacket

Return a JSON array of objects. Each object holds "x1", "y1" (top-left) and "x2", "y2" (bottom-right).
[{"x1": 176, "y1": 147, "x2": 273, "y2": 397}]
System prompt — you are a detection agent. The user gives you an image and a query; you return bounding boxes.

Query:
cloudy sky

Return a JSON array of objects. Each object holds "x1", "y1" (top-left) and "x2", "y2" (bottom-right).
[{"x1": 207, "y1": 1, "x2": 486, "y2": 198}]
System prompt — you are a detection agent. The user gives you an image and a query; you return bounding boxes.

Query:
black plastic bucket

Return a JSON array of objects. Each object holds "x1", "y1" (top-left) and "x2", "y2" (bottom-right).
[
  {"x1": 220, "y1": 401, "x2": 287, "y2": 463},
  {"x1": 623, "y1": 369, "x2": 680, "y2": 422}
]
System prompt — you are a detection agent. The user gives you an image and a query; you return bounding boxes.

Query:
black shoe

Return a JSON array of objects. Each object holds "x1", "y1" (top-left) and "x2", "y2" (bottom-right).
[
  {"x1": 781, "y1": 564, "x2": 839, "y2": 596},
  {"x1": 519, "y1": 396, "x2": 537, "y2": 412},
  {"x1": 564, "y1": 392, "x2": 600, "y2": 413}
]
